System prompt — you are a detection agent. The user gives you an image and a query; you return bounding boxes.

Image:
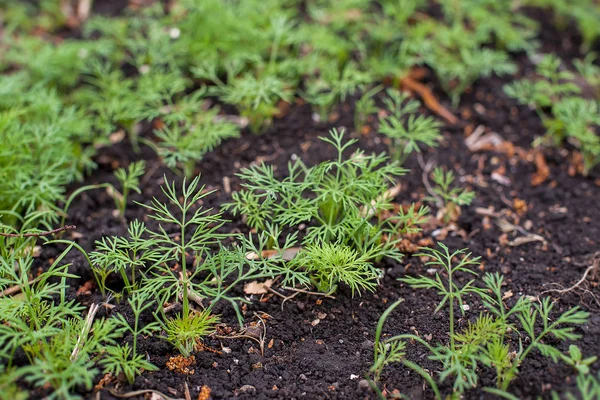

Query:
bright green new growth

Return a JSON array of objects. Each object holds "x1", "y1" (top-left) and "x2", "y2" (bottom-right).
[
  {"x1": 101, "y1": 293, "x2": 160, "y2": 384},
  {"x1": 354, "y1": 85, "x2": 383, "y2": 134},
  {"x1": 112, "y1": 160, "x2": 146, "y2": 218},
  {"x1": 226, "y1": 129, "x2": 429, "y2": 295},
  {"x1": 0, "y1": 233, "x2": 132, "y2": 399},
  {"x1": 90, "y1": 220, "x2": 160, "y2": 298},
  {"x1": 132, "y1": 176, "x2": 226, "y2": 355},
  {"x1": 426, "y1": 167, "x2": 475, "y2": 222},
  {"x1": 378, "y1": 88, "x2": 442, "y2": 164},
  {"x1": 505, "y1": 54, "x2": 600, "y2": 175},
  {"x1": 370, "y1": 243, "x2": 590, "y2": 398},
  {"x1": 289, "y1": 242, "x2": 382, "y2": 296}
]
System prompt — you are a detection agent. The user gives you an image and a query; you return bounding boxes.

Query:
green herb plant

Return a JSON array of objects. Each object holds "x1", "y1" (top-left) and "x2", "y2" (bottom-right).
[
  {"x1": 377, "y1": 88, "x2": 442, "y2": 164},
  {"x1": 0, "y1": 232, "x2": 123, "y2": 399},
  {"x1": 100, "y1": 293, "x2": 160, "y2": 383},
  {"x1": 111, "y1": 160, "x2": 146, "y2": 219},
  {"x1": 125, "y1": 176, "x2": 305, "y2": 352},
  {"x1": 304, "y1": 62, "x2": 373, "y2": 122},
  {"x1": 426, "y1": 167, "x2": 475, "y2": 223},
  {"x1": 354, "y1": 85, "x2": 382, "y2": 134},
  {"x1": 370, "y1": 243, "x2": 590, "y2": 398},
  {"x1": 133, "y1": 176, "x2": 227, "y2": 356},
  {"x1": 151, "y1": 117, "x2": 240, "y2": 177},
  {"x1": 226, "y1": 129, "x2": 429, "y2": 295},
  {"x1": 505, "y1": 54, "x2": 600, "y2": 175}
]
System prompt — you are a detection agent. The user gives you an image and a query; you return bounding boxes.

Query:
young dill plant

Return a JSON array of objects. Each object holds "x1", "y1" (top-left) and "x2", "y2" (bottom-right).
[
  {"x1": 0, "y1": 236, "x2": 122, "y2": 399},
  {"x1": 100, "y1": 293, "x2": 160, "y2": 383},
  {"x1": 354, "y1": 85, "x2": 382, "y2": 134},
  {"x1": 406, "y1": 21, "x2": 516, "y2": 106},
  {"x1": 304, "y1": 61, "x2": 373, "y2": 122},
  {"x1": 370, "y1": 244, "x2": 590, "y2": 398},
  {"x1": 133, "y1": 176, "x2": 226, "y2": 356},
  {"x1": 426, "y1": 167, "x2": 475, "y2": 223},
  {"x1": 226, "y1": 129, "x2": 429, "y2": 295},
  {"x1": 212, "y1": 73, "x2": 294, "y2": 134},
  {"x1": 377, "y1": 88, "x2": 442, "y2": 164},
  {"x1": 90, "y1": 220, "x2": 160, "y2": 298},
  {"x1": 504, "y1": 54, "x2": 600, "y2": 175},
  {"x1": 504, "y1": 54, "x2": 580, "y2": 117},
  {"x1": 151, "y1": 116, "x2": 240, "y2": 177},
  {"x1": 546, "y1": 98, "x2": 600, "y2": 175},
  {"x1": 111, "y1": 160, "x2": 146, "y2": 219}
]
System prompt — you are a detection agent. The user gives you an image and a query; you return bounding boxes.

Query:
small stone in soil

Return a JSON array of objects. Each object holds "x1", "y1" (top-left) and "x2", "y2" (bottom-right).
[
  {"x1": 361, "y1": 340, "x2": 374, "y2": 350},
  {"x1": 358, "y1": 379, "x2": 370, "y2": 390},
  {"x1": 239, "y1": 385, "x2": 256, "y2": 394}
]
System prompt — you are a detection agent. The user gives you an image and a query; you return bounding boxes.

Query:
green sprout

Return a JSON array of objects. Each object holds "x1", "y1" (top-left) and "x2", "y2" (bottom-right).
[{"x1": 369, "y1": 244, "x2": 590, "y2": 398}]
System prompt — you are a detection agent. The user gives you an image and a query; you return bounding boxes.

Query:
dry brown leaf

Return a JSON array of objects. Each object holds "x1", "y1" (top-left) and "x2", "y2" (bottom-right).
[
  {"x1": 245, "y1": 247, "x2": 301, "y2": 261},
  {"x1": 464, "y1": 126, "x2": 505, "y2": 152},
  {"x1": 531, "y1": 151, "x2": 550, "y2": 186},
  {"x1": 508, "y1": 235, "x2": 545, "y2": 247},
  {"x1": 400, "y1": 76, "x2": 458, "y2": 124},
  {"x1": 243, "y1": 279, "x2": 274, "y2": 295}
]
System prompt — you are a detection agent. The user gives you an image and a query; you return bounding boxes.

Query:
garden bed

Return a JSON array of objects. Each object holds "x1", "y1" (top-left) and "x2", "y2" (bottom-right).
[{"x1": 1, "y1": 1, "x2": 599, "y2": 399}]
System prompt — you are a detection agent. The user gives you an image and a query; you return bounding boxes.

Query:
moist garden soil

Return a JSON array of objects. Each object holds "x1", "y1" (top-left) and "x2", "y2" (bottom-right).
[{"x1": 29, "y1": 4, "x2": 600, "y2": 400}]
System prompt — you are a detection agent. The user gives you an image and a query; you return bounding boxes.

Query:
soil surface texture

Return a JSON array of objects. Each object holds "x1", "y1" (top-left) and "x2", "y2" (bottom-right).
[{"x1": 26, "y1": 4, "x2": 600, "y2": 400}]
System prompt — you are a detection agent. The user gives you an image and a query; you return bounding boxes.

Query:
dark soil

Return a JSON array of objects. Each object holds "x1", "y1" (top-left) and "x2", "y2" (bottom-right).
[{"x1": 28, "y1": 5, "x2": 600, "y2": 400}]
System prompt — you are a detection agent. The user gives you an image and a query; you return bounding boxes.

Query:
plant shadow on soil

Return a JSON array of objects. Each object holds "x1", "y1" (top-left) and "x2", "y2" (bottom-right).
[{"x1": 30, "y1": 4, "x2": 600, "y2": 400}]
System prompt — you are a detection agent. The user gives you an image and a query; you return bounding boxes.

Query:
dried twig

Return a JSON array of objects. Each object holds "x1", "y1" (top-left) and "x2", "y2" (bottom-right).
[
  {"x1": 400, "y1": 75, "x2": 458, "y2": 125},
  {"x1": 71, "y1": 303, "x2": 99, "y2": 361},
  {"x1": 0, "y1": 284, "x2": 27, "y2": 298},
  {"x1": 107, "y1": 388, "x2": 183, "y2": 400},
  {"x1": 0, "y1": 225, "x2": 76, "y2": 238},
  {"x1": 540, "y1": 253, "x2": 600, "y2": 306},
  {"x1": 281, "y1": 286, "x2": 336, "y2": 299},
  {"x1": 214, "y1": 313, "x2": 268, "y2": 355},
  {"x1": 184, "y1": 382, "x2": 192, "y2": 400}
]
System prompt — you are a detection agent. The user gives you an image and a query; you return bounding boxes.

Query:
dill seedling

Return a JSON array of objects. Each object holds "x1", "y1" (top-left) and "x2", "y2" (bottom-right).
[
  {"x1": 370, "y1": 244, "x2": 590, "y2": 398},
  {"x1": 354, "y1": 85, "x2": 383, "y2": 134},
  {"x1": 505, "y1": 54, "x2": 600, "y2": 175},
  {"x1": 151, "y1": 117, "x2": 239, "y2": 177},
  {"x1": 378, "y1": 88, "x2": 442, "y2": 164},
  {"x1": 426, "y1": 167, "x2": 475, "y2": 223},
  {"x1": 101, "y1": 293, "x2": 160, "y2": 383},
  {"x1": 227, "y1": 129, "x2": 429, "y2": 295},
  {"x1": 133, "y1": 176, "x2": 226, "y2": 355},
  {"x1": 90, "y1": 221, "x2": 160, "y2": 297},
  {"x1": 304, "y1": 62, "x2": 373, "y2": 122},
  {"x1": 112, "y1": 160, "x2": 146, "y2": 219}
]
